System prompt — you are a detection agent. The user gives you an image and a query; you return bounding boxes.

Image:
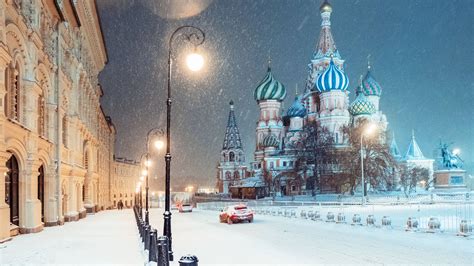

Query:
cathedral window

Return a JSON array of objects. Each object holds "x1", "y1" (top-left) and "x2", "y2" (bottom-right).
[
  {"x1": 38, "y1": 94, "x2": 45, "y2": 137},
  {"x1": 283, "y1": 161, "x2": 287, "y2": 167},
  {"x1": 229, "y1": 152, "x2": 235, "y2": 162},
  {"x1": 6, "y1": 64, "x2": 21, "y2": 121},
  {"x1": 233, "y1": 171, "x2": 240, "y2": 180}
]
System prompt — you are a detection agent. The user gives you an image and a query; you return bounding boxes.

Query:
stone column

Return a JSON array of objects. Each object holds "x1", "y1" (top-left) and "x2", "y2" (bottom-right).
[{"x1": 44, "y1": 164, "x2": 58, "y2": 226}]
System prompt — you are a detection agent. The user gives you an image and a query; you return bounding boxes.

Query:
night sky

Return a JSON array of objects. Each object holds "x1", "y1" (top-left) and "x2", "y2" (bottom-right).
[{"x1": 96, "y1": 0, "x2": 473, "y2": 187}]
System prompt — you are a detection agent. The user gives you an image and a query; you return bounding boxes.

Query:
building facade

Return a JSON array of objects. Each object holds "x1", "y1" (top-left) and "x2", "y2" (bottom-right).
[
  {"x1": 112, "y1": 157, "x2": 140, "y2": 209},
  {"x1": 0, "y1": 0, "x2": 113, "y2": 242}
]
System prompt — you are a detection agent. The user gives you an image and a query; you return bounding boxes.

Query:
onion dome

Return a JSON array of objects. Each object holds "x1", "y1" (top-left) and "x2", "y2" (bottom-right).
[
  {"x1": 254, "y1": 67, "x2": 287, "y2": 102},
  {"x1": 349, "y1": 93, "x2": 376, "y2": 116},
  {"x1": 287, "y1": 96, "x2": 307, "y2": 118},
  {"x1": 320, "y1": 0, "x2": 333, "y2": 13},
  {"x1": 262, "y1": 133, "x2": 279, "y2": 148},
  {"x1": 316, "y1": 60, "x2": 349, "y2": 92},
  {"x1": 361, "y1": 69, "x2": 382, "y2": 96}
]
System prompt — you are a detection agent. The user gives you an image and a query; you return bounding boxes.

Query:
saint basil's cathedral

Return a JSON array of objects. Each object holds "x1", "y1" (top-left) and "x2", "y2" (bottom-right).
[{"x1": 216, "y1": 1, "x2": 434, "y2": 197}]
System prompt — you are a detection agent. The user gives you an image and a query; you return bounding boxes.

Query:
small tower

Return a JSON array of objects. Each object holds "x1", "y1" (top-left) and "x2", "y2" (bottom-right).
[
  {"x1": 305, "y1": 0, "x2": 346, "y2": 121},
  {"x1": 254, "y1": 62, "x2": 286, "y2": 161},
  {"x1": 315, "y1": 59, "x2": 350, "y2": 145},
  {"x1": 404, "y1": 130, "x2": 434, "y2": 185},
  {"x1": 217, "y1": 101, "x2": 247, "y2": 194}
]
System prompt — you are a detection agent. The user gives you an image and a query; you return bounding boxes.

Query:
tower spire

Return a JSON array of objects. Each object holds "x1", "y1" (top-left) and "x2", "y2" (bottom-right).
[{"x1": 222, "y1": 101, "x2": 243, "y2": 150}]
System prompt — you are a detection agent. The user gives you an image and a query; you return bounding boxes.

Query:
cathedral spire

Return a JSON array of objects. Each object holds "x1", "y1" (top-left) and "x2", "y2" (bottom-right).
[
  {"x1": 405, "y1": 130, "x2": 425, "y2": 160},
  {"x1": 316, "y1": 0, "x2": 337, "y2": 56},
  {"x1": 222, "y1": 100, "x2": 243, "y2": 150}
]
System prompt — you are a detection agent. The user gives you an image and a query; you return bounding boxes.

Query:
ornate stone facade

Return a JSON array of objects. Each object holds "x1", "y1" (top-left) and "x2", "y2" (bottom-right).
[
  {"x1": 0, "y1": 0, "x2": 113, "y2": 242},
  {"x1": 112, "y1": 157, "x2": 140, "y2": 209}
]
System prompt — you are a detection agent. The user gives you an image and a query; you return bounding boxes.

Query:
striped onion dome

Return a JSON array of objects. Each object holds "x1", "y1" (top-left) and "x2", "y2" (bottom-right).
[
  {"x1": 316, "y1": 60, "x2": 349, "y2": 92},
  {"x1": 349, "y1": 93, "x2": 376, "y2": 116},
  {"x1": 254, "y1": 67, "x2": 287, "y2": 102},
  {"x1": 262, "y1": 133, "x2": 279, "y2": 148},
  {"x1": 361, "y1": 70, "x2": 382, "y2": 96},
  {"x1": 287, "y1": 96, "x2": 307, "y2": 118}
]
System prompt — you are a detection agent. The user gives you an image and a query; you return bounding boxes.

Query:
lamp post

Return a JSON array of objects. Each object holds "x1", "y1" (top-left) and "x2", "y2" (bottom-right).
[
  {"x1": 164, "y1": 26, "x2": 205, "y2": 261},
  {"x1": 137, "y1": 180, "x2": 143, "y2": 217},
  {"x1": 360, "y1": 124, "x2": 376, "y2": 206},
  {"x1": 144, "y1": 128, "x2": 165, "y2": 225}
]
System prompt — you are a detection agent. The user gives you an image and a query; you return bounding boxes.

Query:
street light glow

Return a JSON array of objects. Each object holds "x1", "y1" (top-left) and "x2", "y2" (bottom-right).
[
  {"x1": 453, "y1": 148, "x2": 460, "y2": 155},
  {"x1": 365, "y1": 123, "x2": 377, "y2": 135},
  {"x1": 140, "y1": 176, "x2": 144, "y2": 181},
  {"x1": 186, "y1": 52, "x2": 204, "y2": 71},
  {"x1": 145, "y1": 160, "x2": 152, "y2": 167},
  {"x1": 142, "y1": 169, "x2": 147, "y2": 176},
  {"x1": 155, "y1": 140, "x2": 164, "y2": 150}
]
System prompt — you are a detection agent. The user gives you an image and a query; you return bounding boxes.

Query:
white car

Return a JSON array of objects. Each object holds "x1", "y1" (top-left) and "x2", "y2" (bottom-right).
[{"x1": 178, "y1": 203, "x2": 193, "y2": 213}]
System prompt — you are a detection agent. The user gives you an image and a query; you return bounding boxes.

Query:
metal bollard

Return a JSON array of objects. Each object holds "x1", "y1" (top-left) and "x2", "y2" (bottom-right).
[
  {"x1": 352, "y1": 214, "x2": 362, "y2": 225},
  {"x1": 406, "y1": 217, "x2": 418, "y2": 231},
  {"x1": 336, "y1": 213, "x2": 346, "y2": 223},
  {"x1": 381, "y1": 216, "x2": 391, "y2": 227},
  {"x1": 179, "y1": 254, "x2": 199, "y2": 266},
  {"x1": 149, "y1": 229, "x2": 158, "y2": 262},
  {"x1": 326, "y1": 212, "x2": 335, "y2": 222},
  {"x1": 427, "y1": 217, "x2": 441, "y2": 233},
  {"x1": 157, "y1": 236, "x2": 170, "y2": 266},
  {"x1": 366, "y1": 215, "x2": 376, "y2": 226},
  {"x1": 140, "y1": 221, "x2": 145, "y2": 239},
  {"x1": 144, "y1": 225, "x2": 150, "y2": 250},
  {"x1": 457, "y1": 220, "x2": 472, "y2": 237},
  {"x1": 300, "y1": 209, "x2": 307, "y2": 219},
  {"x1": 312, "y1": 211, "x2": 321, "y2": 221}
]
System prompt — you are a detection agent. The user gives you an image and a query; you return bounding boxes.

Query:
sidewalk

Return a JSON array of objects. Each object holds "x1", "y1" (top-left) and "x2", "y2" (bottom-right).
[{"x1": 0, "y1": 210, "x2": 143, "y2": 265}]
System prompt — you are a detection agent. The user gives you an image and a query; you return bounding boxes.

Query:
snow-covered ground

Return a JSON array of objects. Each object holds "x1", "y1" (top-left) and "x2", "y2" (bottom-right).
[
  {"x1": 0, "y1": 210, "x2": 143, "y2": 265},
  {"x1": 149, "y1": 207, "x2": 473, "y2": 265},
  {"x1": 1, "y1": 207, "x2": 472, "y2": 265}
]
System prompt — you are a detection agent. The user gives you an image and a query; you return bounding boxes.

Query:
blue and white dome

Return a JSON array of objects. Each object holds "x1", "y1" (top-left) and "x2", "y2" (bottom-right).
[
  {"x1": 262, "y1": 133, "x2": 279, "y2": 148},
  {"x1": 315, "y1": 60, "x2": 349, "y2": 92},
  {"x1": 361, "y1": 70, "x2": 382, "y2": 96},
  {"x1": 287, "y1": 96, "x2": 307, "y2": 118},
  {"x1": 254, "y1": 67, "x2": 287, "y2": 102},
  {"x1": 349, "y1": 93, "x2": 376, "y2": 116}
]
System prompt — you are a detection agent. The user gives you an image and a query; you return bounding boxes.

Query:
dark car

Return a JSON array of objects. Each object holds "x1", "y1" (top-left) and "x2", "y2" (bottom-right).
[{"x1": 219, "y1": 204, "x2": 254, "y2": 224}]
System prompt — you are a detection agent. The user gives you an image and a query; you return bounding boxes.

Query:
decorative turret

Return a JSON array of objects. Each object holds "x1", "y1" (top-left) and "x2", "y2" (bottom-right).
[
  {"x1": 262, "y1": 133, "x2": 279, "y2": 148},
  {"x1": 405, "y1": 130, "x2": 425, "y2": 160},
  {"x1": 316, "y1": 59, "x2": 349, "y2": 92},
  {"x1": 217, "y1": 101, "x2": 247, "y2": 194},
  {"x1": 390, "y1": 133, "x2": 402, "y2": 161},
  {"x1": 287, "y1": 96, "x2": 307, "y2": 118},
  {"x1": 349, "y1": 92, "x2": 376, "y2": 116},
  {"x1": 254, "y1": 65, "x2": 286, "y2": 102}
]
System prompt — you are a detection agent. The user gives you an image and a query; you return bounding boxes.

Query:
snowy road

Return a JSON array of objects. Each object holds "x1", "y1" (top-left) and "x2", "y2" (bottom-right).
[
  {"x1": 149, "y1": 208, "x2": 473, "y2": 265},
  {"x1": 0, "y1": 208, "x2": 471, "y2": 265}
]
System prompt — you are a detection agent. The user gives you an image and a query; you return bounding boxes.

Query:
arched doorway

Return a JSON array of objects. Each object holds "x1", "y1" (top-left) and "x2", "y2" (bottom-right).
[
  {"x1": 6, "y1": 155, "x2": 20, "y2": 225},
  {"x1": 38, "y1": 165, "x2": 45, "y2": 222}
]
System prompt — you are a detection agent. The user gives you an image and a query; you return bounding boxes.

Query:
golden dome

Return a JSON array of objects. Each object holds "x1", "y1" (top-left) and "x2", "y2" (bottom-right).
[{"x1": 320, "y1": 0, "x2": 333, "y2": 13}]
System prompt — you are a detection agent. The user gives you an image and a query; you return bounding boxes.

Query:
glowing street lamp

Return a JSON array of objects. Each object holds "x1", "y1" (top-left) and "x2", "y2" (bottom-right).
[
  {"x1": 453, "y1": 148, "x2": 460, "y2": 156},
  {"x1": 163, "y1": 26, "x2": 205, "y2": 261},
  {"x1": 360, "y1": 123, "x2": 377, "y2": 206},
  {"x1": 186, "y1": 52, "x2": 204, "y2": 71},
  {"x1": 155, "y1": 140, "x2": 165, "y2": 150}
]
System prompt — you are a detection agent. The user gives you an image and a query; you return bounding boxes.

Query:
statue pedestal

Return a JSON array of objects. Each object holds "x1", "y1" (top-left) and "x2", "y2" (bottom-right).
[{"x1": 434, "y1": 169, "x2": 467, "y2": 191}]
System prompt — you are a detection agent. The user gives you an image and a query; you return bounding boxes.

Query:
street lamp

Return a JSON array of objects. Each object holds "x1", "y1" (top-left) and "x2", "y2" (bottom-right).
[
  {"x1": 144, "y1": 128, "x2": 165, "y2": 225},
  {"x1": 360, "y1": 123, "x2": 376, "y2": 206},
  {"x1": 137, "y1": 181, "x2": 143, "y2": 217},
  {"x1": 164, "y1": 26, "x2": 205, "y2": 261}
]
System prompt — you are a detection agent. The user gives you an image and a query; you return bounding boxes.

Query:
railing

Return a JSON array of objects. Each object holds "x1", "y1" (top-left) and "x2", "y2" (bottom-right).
[{"x1": 197, "y1": 193, "x2": 473, "y2": 236}]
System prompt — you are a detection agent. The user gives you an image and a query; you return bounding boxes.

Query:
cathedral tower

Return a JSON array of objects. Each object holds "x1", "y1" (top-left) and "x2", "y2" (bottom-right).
[
  {"x1": 217, "y1": 101, "x2": 247, "y2": 194},
  {"x1": 254, "y1": 64, "x2": 287, "y2": 161}
]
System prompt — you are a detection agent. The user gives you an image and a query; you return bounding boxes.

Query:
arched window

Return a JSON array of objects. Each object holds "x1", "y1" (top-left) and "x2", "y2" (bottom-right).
[
  {"x1": 233, "y1": 171, "x2": 240, "y2": 180},
  {"x1": 6, "y1": 154, "x2": 20, "y2": 225},
  {"x1": 225, "y1": 171, "x2": 231, "y2": 180},
  {"x1": 38, "y1": 94, "x2": 45, "y2": 137},
  {"x1": 229, "y1": 152, "x2": 235, "y2": 162},
  {"x1": 6, "y1": 64, "x2": 21, "y2": 121},
  {"x1": 38, "y1": 165, "x2": 45, "y2": 222}
]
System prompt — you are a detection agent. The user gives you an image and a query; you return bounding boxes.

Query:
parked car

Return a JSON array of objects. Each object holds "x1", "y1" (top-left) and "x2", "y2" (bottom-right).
[
  {"x1": 219, "y1": 204, "x2": 254, "y2": 224},
  {"x1": 178, "y1": 203, "x2": 193, "y2": 213}
]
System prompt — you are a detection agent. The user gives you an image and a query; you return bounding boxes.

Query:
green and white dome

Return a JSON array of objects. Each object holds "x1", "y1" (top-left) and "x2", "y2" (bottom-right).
[
  {"x1": 262, "y1": 133, "x2": 279, "y2": 148},
  {"x1": 254, "y1": 67, "x2": 286, "y2": 102},
  {"x1": 349, "y1": 93, "x2": 376, "y2": 116}
]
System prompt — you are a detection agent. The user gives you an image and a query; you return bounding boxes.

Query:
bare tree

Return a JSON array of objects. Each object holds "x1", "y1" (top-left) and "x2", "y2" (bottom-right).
[
  {"x1": 399, "y1": 165, "x2": 430, "y2": 196},
  {"x1": 341, "y1": 119, "x2": 397, "y2": 194}
]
